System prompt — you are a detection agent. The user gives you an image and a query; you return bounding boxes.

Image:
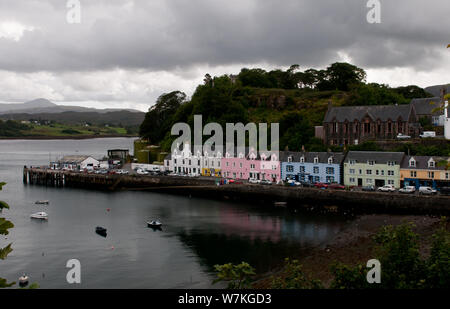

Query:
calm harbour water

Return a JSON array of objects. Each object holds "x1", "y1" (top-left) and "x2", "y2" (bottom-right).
[{"x1": 0, "y1": 138, "x2": 348, "y2": 288}]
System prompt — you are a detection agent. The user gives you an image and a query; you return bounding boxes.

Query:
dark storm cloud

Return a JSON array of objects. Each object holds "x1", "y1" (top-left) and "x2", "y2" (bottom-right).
[{"x1": 0, "y1": 0, "x2": 449, "y2": 73}]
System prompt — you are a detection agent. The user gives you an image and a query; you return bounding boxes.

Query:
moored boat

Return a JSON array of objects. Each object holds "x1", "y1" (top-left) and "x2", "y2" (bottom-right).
[
  {"x1": 147, "y1": 220, "x2": 162, "y2": 228},
  {"x1": 30, "y1": 212, "x2": 48, "y2": 220},
  {"x1": 95, "y1": 226, "x2": 107, "y2": 237},
  {"x1": 35, "y1": 200, "x2": 49, "y2": 205},
  {"x1": 18, "y1": 274, "x2": 29, "y2": 287}
]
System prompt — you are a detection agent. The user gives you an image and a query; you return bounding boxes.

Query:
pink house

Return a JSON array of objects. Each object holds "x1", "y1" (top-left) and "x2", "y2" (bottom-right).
[{"x1": 221, "y1": 148, "x2": 281, "y2": 183}]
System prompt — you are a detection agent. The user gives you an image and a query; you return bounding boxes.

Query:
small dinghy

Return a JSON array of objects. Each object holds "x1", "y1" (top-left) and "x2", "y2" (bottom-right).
[
  {"x1": 35, "y1": 200, "x2": 49, "y2": 205},
  {"x1": 30, "y1": 212, "x2": 48, "y2": 220},
  {"x1": 147, "y1": 220, "x2": 162, "y2": 229},
  {"x1": 19, "y1": 274, "x2": 29, "y2": 287},
  {"x1": 95, "y1": 226, "x2": 107, "y2": 237}
]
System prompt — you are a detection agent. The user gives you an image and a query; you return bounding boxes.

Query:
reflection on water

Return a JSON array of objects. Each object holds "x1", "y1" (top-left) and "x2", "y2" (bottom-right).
[{"x1": 0, "y1": 138, "x2": 350, "y2": 288}]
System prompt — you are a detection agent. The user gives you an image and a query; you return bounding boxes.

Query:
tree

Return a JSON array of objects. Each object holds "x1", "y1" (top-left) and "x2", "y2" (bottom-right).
[
  {"x1": 213, "y1": 262, "x2": 256, "y2": 289},
  {"x1": 0, "y1": 182, "x2": 15, "y2": 288},
  {"x1": 271, "y1": 258, "x2": 323, "y2": 289},
  {"x1": 139, "y1": 91, "x2": 187, "y2": 143},
  {"x1": 318, "y1": 62, "x2": 366, "y2": 91}
]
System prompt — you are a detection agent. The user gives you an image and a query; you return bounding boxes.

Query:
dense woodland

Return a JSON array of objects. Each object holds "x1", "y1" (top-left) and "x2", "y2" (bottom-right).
[{"x1": 139, "y1": 62, "x2": 435, "y2": 153}]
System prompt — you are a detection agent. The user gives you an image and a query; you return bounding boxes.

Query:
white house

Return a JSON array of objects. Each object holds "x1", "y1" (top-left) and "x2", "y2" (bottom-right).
[
  {"x1": 58, "y1": 155, "x2": 100, "y2": 171},
  {"x1": 172, "y1": 142, "x2": 203, "y2": 176}
]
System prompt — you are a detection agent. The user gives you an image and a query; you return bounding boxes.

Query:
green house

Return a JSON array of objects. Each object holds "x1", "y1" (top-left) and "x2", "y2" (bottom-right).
[{"x1": 343, "y1": 151, "x2": 404, "y2": 188}]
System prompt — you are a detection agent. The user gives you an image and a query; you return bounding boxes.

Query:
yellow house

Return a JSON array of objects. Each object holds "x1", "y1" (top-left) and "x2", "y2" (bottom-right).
[
  {"x1": 201, "y1": 168, "x2": 221, "y2": 177},
  {"x1": 400, "y1": 156, "x2": 450, "y2": 189}
]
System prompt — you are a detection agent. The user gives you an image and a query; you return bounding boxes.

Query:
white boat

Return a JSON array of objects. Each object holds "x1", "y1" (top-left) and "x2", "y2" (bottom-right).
[
  {"x1": 30, "y1": 212, "x2": 48, "y2": 220},
  {"x1": 147, "y1": 220, "x2": 162, "y2": 228},
  {"x1": 35, "y1": 200, "x2": 49, "y2": 205},
  {"x1": 18, "y1": 274, "x2": 29, "y2": 287}
]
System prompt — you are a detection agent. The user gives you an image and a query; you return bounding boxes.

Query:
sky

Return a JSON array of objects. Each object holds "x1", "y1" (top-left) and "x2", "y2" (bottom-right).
[{"x1": 0, "y1": 0, "x2": 449, "y2": 112}]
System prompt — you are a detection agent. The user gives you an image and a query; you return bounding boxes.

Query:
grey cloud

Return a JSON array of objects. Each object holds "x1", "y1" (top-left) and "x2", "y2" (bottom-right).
[{"x1": 0, "y1": 0, "x2": 448, "y2": 73}]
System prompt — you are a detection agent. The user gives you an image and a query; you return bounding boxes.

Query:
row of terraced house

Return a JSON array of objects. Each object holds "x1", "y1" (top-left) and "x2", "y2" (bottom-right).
[{"x1": 164, "y1": 143, "x2": 450, "y2": 190}]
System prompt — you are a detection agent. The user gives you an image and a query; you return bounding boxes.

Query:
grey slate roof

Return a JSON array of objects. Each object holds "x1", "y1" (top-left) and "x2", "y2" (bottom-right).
[
  {"x1": 410, "y1": 97, "x2": 442, "y2": 116},
  {"x1": 164, "y1": 153, "x2": 172, "y2": 160},
  {"x1": 401, "y1": 155, "x2": 450, "y2": 170},
  {"x1": 280, "y1": 151, "x2": 345, "y2": 164},
  {"x1": 324, "y1": 104, "x2": 412, "y2": 123},
  {"x1": 345, "y1": 151, "x2": 404, "y2": 165}
]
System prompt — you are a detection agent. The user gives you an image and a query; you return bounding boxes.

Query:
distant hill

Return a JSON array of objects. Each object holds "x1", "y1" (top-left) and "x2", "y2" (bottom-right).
[
  {"x1": 424, "y1": 84, "x2": 450, "y2": 97},
  {"x1": 0, "y1": 98, "x2": 143, "y2": 114}
]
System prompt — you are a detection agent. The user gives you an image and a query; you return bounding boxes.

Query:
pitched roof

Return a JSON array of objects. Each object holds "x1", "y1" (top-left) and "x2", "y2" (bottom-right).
[
  {"x1": 410, "y1": 97, "x2": 442, "y2": 116},
  {"x1": 345, "y1": 151, "x2": 404, "y2": 165},
  {"x1": 324, "y1": 104, "x2": 412, "y2": 123},
  {"x1": 280, "y1": 151, "x2": 345, "y2": 164},
  {"x1": 59, "y1": 155, "x2": 93, "y2": 163},
  {"x1": 401, "y1": 155, "x2": 450, "y2": 170}
]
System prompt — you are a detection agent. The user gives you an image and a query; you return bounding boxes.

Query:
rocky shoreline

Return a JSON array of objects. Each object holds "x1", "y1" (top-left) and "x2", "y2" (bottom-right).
[{"x1": 253, "y1": 214, "x2": 445, "y2": 288}]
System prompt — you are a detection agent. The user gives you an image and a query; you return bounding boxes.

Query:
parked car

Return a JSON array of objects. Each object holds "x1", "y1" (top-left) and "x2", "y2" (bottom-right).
[
  {"x1": 300, "y1": 181, "x2": 314, "y2": 188},
  {"x1": 115, "y1": 169, "x2": 129, "y2": 175},
  {"x1": 439, "y1": 187, "x2": 450, "y2": 196},
  {"x1": 419, "y1": 186, "x2": 437, "y2": 195},
  {"x1": 136, "y1": 169, "x2": 149, "y2": 175},
  {"x1": 328, "y1": 183, "x2": 345, "y2": 190},
  {"x1": 249, "y1": 178, "x2": 260, "y2": 184},
  {"x1": 378, "y1": 185, "x2": 396, "y2": 192},
  {"x1": 314, "y1": 182, "x2": 329, "y2": 189},
  {"x1": 397, "y1": 133, "x2": 411, "y2": 139},
  {"x1": 420, "y1": 131, "x2": 436, "y2": 138},
  {"x1": 362, "y1": 185, "x2": 375, "y2": 192},
  {"x1": 287, "y1": 179, "x2": 301, "y2": 186},
  {"x1": 399, "y1": 186, "x2": 416, "y2": 194},
  {"x1": 260, "y1": 179, "x2": 272, "y2": 185}
]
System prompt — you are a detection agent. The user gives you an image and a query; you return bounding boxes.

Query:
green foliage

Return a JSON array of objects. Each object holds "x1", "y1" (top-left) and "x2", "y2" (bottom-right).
[
  {"x1": 346, "y1": 83, "x2": 409, "y2": 106},
  {"x1": 279, "y1": 112, "x2": 314, "y2": 151},
  {"x1": 60, "y1": 129, "x2": 82, "y2": 135},
  {"x1": 330, "y1": 263, "x2": 371, "y2": 289},
  {"x1": 213, "y1": 262, "x2": 256, "y2": 289},
  {"x1": 0, "y1": 182, "x2": 15, "y2": 288},
  {"x1": 348, "y1": 141, "x2": 382, "y2": 152},
  {"x1": 0, "y1": 120, "x2": 31, "y2": 137},
  {"x1": 393, "y1": 85, "x2": 433, "y2": 100},
  {"x1": 271, "y1": 258, "x2": 323, "y2": 289},
  {"x1": 393, "y1": 142, "x2": 450, "y2": 157},
  {"x1": 330, "y1": 220, "x2": 450, "y2": 289}
]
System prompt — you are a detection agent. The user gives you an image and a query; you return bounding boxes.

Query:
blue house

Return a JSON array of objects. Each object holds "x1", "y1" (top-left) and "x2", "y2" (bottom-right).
[{"x1": 280, "y1": 151, "x2": 345, "y2": 184}]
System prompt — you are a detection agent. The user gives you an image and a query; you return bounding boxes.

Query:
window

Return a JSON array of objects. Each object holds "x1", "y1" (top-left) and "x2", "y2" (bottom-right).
[
  {"x1": 409, "y1": 159, "x2": 416, "y2": 167},
  {"x1": 359, "y1": 169, "x2": 362, "y2": 175},
  {"x1": 388, "y1": 170, "x2": 394, "y2": 176},
  {"x1": 288, "y1": 156, "x2": 293, "y2": 163},
  {"x1": 368, "y1": 160, "x2": 375, "y2": 166},
  {"x1": 349, "y1": 169, "x2": 355, "y2": 174},
  {"x1": 328, "y1": 157, "x2": 333, "y2": 164},
  {"x1": 314, "y1": 176, "x2": 320, "y2": 183},
  {"x1": 387, "y1": 161, "x2": 395, "y2": 166},
  {"x1": 174, "y1": 159, "x2": 177, "y2": 164},
  {"x1": 250, "y1": 164, "x2": 255, "y2": 169},
  {"x1": 349, "y1": 177, "x2": 356, "y2": 183},
  {"x1": 326, "y1": 176, "x2": 335, "y2": 183},
  {"x1": 410, "y1": 171, "x2": 417, "y2": 178},
  {"x1": 428, "y1": 160, "x2": 435, "y2": 168},
  {"x1": 446, "y1": 172, "x2": 449, "y2": 180},
  {"x1": 326, "y1": 167, "x2": 335, "y2": 175},
  {"x1": 233, "y1": 162, "x2": 236, "y2": 167},
  {"x1": 381, "y1": 170, "x2": 385, "y2": 176},
  {"x1": 314, "y1": 157, "x2": 319, "y2": 164},
  {"x1": 286, "y1": 165, "x2": 294, "y2": 173},
  {"x1": 313, "y1": 167, "x2": 319, "y2": 174},
  {"x1": 428, "y1": 171, "x2": 435, "y2": 179},
  {"x1": 366, "y1": 179, "x2": 373, "y2": 184},
  {"x1": 388, "y1": 180, "x2": 394, "y2": 185},
  {"x1": 197, "y1": 160, "x2": 200, "y2": 165},
  {"x1": 349, "y1": 160, "x2": 356, "y2": 165},
  {"x1": 376, "y1": 170, "x2": 379, "y2": 175},
  {"x1": 240, "y1": 163, "x2": 243, "y2": 168},
  {"x1": 226, "y1": 162, "x2": 229, "y2": 167},
  {"x1": 189, "y1": 160, "x2": 191, "y2": 165},
  {"x1": 300, "y1": 157, "x2": 305, "y2": 163},
  {"x1": 366, "y1": 170, "x2": 372, "y2": 175},
  {"x1": 299, "y1": 166, "x2": 305, "y2": 173}
]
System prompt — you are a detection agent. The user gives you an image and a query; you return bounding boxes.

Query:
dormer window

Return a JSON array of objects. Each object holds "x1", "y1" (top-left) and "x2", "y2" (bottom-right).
[
  {"x1": 300, "y1": 157, "x2": 305, "y2": 163},
  {"x1": 328, "y1": 157, "x2": 333, "y2": 164},
  {"x1": 349, "y1": 160, "x2": 356, "y2": 165},
  {"x1": 409, "y1": 158, "x2": 416, "y2": 168},
  {"x1": 314, "y1": 157, "x2": 319, "y2": 164},
  {"x1": 428, "y1": 159, "x2": 435, "y2": 168},
  {"x1": 368, "y1": 160, "x2": 375, "y2": 166},
  {"x1": 288, "y1": 156, "x2": 293, "y2": 163}
]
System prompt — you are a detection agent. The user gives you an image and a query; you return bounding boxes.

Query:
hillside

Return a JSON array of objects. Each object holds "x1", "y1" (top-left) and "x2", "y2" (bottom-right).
[
  {"x1": 425, "y1": 84, "x2": 450, "y2": 97},
  {"x1": 139, "y1": 62, "x2": 437, "y2": 153}
]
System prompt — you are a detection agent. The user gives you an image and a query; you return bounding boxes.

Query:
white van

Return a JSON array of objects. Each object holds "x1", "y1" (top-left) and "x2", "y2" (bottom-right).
[
  {"x1": 419, "y1": 186, "x2": 437, "y2": 195},
  {"x1": 420, "y1": 131, "x2": 436, "y2": 138}
]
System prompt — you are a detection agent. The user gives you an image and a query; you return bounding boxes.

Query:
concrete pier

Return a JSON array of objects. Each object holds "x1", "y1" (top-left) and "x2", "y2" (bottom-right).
[{"x1": 23, "y1": 167, "x2": 450, "y2": 215}]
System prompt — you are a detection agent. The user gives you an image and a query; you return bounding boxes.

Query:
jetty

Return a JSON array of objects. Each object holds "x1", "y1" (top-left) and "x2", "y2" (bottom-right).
[{"x1": 23, "y1": 167, "x2": 450, "y2": 215}]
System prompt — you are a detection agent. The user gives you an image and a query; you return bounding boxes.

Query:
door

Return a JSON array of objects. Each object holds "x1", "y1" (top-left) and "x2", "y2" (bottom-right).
[{"x1": 358, "y1": 178, "x2": 363, "y2": 186}]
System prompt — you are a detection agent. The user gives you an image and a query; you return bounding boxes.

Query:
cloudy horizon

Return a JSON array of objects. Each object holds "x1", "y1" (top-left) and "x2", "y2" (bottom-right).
[{"x1": 0, "y1": 0, "x2": 449, "y2": 112}]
